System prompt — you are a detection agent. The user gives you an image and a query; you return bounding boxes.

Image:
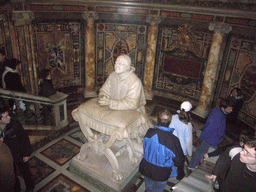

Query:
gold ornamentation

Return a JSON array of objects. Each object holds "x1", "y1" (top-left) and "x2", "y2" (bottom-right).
[{"x1": 169, "y1": 24, "x2": 199, "y2": 56}]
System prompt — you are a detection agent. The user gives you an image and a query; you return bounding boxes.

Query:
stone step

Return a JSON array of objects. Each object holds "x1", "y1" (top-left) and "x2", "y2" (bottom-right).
[{"x1": 172, "y1": 161, "x2": 216, "y2": 192}]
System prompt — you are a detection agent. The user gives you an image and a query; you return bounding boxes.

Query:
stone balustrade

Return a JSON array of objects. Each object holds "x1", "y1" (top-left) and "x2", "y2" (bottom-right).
[{"x1": 0, "y1": 88, "x2": 69, "y2": 130}]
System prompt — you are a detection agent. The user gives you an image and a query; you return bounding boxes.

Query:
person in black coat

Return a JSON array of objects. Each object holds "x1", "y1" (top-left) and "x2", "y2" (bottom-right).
[
  {"x1": 226, "y1": 88, "x2": 244, "y2": 124},
  {"x1": 0, "y1": 106, "x2": 34, "y2": 192},
  {"x1": 2, "y1": 58, "x2": 26, "y2": 92},
  {"x1": 39, "y1": 69, "x2": 57, "y2": 97},
  {"x1": 0, "y1": 140, "x2": 15, "y2": 192}
]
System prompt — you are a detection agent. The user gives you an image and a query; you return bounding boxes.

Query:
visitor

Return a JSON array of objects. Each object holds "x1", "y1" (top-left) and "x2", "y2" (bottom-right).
[
  {"x1": 39, "y1": 68, "x2": 58, "y2": 97},
  {"x1": 187, "y1": 98, "x2": 235, "y2": 173},
  {"x1": 169, "y1": 101, "x2": 193, "y2": 178},
  {"x1": 139, "y1": 109, "x2": 185, "y2": 192},
  {"x1": 226, "y1": 87, "x2": 244, "y2": 124},
  {"x1": 0, "y1": 106, "x2": 35, "y2": 192},
  {"x1": 2, "y1": 58, "x2": 26, "y2": 92},
  {"x1": 206, "y1": 132, "x2": 256, "y2": 192}
]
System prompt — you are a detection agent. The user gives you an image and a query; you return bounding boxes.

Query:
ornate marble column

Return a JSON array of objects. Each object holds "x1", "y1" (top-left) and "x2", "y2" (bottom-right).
[
  {"x1": 82, "y1": 12, "x2": 98, "y2": 98},
  {"x1": 12, "y1": 11, "x2": 37, "y2": 94},
  {"x1": 193, "y1": 23, "x2": 232, "y2": 118},
  {"x1": 144, "y1": 16, "x2": 162, "y2": 100}
]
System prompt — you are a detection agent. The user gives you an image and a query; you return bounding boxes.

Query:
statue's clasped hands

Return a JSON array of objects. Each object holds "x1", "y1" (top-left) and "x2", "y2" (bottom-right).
[{"x1": 98, "y1": 94, "x2": 110, "y2": 106}]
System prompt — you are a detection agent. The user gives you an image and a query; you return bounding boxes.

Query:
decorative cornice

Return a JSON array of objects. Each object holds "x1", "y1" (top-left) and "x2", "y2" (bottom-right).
[
  {"x1": 9, "y1": 1, "x2": 256, "y2": 28},
  {"x1": 22, "y1": 0, "x2": 256, "y2": 13}
]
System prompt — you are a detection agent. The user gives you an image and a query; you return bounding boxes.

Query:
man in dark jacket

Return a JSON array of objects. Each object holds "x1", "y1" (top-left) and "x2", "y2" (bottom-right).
[
  {"x1": 139, "y1": 109, "x2": 185, "y2": 192},
  {"x1": 188, "y1": 98, "x2": 234, "y2": 171},
  {"x1": 39, "y1": 69, "x2": 57, "y2": 97},
  {"x1": 206, "y1": 133, "x2": 256, "y2": 192},
  {"x1": 0, "y1": 106, "x2": 34, "y2": 192}
]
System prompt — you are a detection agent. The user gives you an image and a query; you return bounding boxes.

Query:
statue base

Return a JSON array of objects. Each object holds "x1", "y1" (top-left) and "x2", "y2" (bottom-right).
[{"x1": 69, "y1": 146, "x2": 141, "y2": 192}]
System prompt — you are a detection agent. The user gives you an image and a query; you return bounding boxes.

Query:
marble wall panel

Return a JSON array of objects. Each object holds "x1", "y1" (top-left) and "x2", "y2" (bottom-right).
[
  {"x1": 219, "y1": 36, "x2": 256, "y2": 128},
  {"x1": 34, "y1": 22, "x2": 82, "y2": 89},
  {"x1": 154, "y1": 26, "x2": 212, "y2": 100},
  {"x1": 95, "y1": 23, "x2": 147, "y2": 88}
]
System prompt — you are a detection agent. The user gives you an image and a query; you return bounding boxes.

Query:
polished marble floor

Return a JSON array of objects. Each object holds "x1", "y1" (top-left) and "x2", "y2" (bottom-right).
[
  {"x1": 26, "y1": 124, "x2": 183, "y2": 192},
  {"x1": 21, "y1": 95, "x2": 234, "y2": 192}
]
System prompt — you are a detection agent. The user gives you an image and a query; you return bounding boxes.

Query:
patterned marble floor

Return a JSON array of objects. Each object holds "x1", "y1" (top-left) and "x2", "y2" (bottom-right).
[{"x1": 25, "y1": 123, "x2": 184, "y2": 192}]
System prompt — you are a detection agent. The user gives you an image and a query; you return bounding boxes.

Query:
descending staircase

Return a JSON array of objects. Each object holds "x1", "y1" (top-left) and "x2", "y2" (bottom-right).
[{"x1": 173, "y1": 154, "x2": 217, "y2": 192}]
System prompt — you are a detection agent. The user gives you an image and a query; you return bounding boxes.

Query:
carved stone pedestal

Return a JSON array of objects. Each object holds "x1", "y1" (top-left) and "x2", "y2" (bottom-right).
[{"x1": 69, "y1": 145, "x2": 141, "y2": 192}]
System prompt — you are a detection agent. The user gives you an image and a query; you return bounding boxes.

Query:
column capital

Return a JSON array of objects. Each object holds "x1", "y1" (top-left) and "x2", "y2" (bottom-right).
[
  {"x1": 209, "y1": 23, "x2": 232, "y2": 34},
  {"x1": 82, "y1": 11, "x2": 99, "y2": 22},
  {"x1": 146, "y1": 16, "x2": 162, "y2": 26},
  {"x1": 12, "y1": 11, "x2": 34, "y2": 26}
]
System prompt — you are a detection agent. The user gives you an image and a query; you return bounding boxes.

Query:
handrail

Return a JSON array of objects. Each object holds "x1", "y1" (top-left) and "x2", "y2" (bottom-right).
[
  {"x1": 0, "y1": 88, "x2": 69, "y2": 130},
  {"x1": 0, "y1": 88, "x2": 67, "y2": 105}
]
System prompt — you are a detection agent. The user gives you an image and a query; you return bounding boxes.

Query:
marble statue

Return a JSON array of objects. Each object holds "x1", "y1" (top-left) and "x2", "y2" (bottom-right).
[
  {"x1": 98, "y1": 54, "x2": 151, "y2": 137},
  {"x1": 72, "y1": 54, "x2": 151, "y2": 181}
]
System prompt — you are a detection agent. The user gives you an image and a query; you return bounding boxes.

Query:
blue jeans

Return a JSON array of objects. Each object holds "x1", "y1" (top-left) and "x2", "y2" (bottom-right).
[
  {"x1": 189, "y1": 141, "x2": 216, "y2": 169},
  {"x1": 144, "y1": 177, "x2": 167, "y2": 192}
]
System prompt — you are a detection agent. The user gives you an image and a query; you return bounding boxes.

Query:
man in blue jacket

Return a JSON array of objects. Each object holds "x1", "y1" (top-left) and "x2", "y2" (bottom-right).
[
  {"x1": 188, "y1": 99, "x2": 234, "y2": 171},
  {"x1": 139, "y1": 109, "x2": 185, "y2": 192}
]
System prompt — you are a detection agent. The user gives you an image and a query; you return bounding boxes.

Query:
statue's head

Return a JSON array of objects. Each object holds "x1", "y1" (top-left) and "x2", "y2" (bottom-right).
[{"x1": 114, "y1": 54, "x2": 131, "y2": 74}]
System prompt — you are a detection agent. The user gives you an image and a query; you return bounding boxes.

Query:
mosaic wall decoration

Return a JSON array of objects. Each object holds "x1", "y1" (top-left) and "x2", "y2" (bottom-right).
[
  {"x1": 95, "y1": 23, "x2": 147, "y2": 87},
  {"x1": 153, "y1": 26, "x2": 212, "y2": 100},
  {"x1": 34, "y1": 22, "x2": 82, "y2": 89},
  {"x1": 219, "y1": 36, "x2": 256, "y2": 128}
]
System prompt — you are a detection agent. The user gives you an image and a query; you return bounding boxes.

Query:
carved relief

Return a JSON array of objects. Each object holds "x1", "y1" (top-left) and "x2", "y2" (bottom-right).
[
  {"x1": 168, "y1": 24, "x2": 200, "y2": 57},
  {"x1": 46, "y1": 43, "x2": 67, "y2": 74}
]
